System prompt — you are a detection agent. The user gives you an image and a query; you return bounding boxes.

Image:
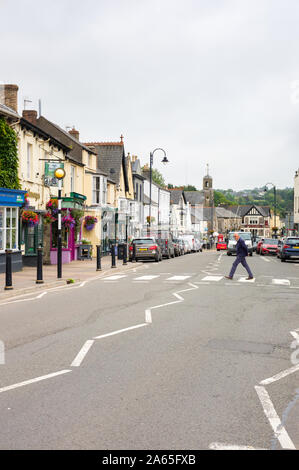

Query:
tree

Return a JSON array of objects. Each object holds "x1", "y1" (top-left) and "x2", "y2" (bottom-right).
[{"x1": 141, "y1": 167, "x2": 166, "y2": 187}]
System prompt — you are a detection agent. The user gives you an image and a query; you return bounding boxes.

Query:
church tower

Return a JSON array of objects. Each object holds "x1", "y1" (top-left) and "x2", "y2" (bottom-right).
[{"x1": 203, "y1": 164, "x2": 214, "y2": 207}]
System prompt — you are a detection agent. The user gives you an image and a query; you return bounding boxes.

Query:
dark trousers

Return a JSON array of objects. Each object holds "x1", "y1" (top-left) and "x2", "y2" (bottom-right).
[{"x1": 229, "y1": 255, "x2": 253, "y2": 278}]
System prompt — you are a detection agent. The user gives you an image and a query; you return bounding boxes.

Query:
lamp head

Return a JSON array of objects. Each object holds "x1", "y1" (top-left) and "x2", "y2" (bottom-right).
[
  {"x1": 54, "y1": 168, "x2": 66, "y2": 180},
  {"x1": 161, "y1": 156, "x2": 169, "y2": 165}
]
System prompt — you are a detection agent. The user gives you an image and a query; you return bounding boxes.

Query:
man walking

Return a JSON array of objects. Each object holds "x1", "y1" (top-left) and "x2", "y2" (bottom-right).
[{"x1": 226, "y1": 233, "x2": 254, "y2": 280}]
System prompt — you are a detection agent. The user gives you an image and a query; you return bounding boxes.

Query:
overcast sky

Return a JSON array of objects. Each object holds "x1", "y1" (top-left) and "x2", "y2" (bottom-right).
[{"x1": 1, "y1": 0, "x2": 299, "y2": 190}]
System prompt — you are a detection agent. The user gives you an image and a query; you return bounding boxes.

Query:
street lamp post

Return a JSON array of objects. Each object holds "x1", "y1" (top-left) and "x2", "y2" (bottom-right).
[
  {"x1": 54, "y1": 167, "x2": 66, "y2": 278},
  {"x1": 148, "y1": 148, "x2": 169, "y2": 234},
  {"x1": 264, "y1": 183, "x2": 277, "y2": 237}
]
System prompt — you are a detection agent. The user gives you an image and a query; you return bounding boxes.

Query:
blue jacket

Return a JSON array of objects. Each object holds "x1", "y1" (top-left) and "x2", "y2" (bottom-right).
[{"x1": 236, "y1": 237, "x2": 248, "y2": 257}]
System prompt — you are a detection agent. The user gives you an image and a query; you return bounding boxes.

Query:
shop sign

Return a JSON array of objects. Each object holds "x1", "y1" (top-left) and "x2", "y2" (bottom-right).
[
  {"x1": 0, "y1": 189, "x2": 26, "y2": 207},
  {"x1": 44, "y1": 162, "x2": 64, "y2": 187}
]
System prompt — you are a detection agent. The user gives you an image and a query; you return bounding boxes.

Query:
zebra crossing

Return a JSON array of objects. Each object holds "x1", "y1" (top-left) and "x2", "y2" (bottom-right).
[{"x1": 101, "y1": 272, "x2": 299, "y2": 289}]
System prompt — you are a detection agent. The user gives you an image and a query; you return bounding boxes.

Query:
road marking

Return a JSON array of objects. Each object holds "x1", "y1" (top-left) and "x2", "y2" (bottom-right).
[
  {"x1": 209, "y1": 442, "x2": 266, "y2": 450},
  {"x1": 260, "y1": 257, "x2": 270, "y2": 262},
  {"x1": 94, "y1": 323, "x2": 148, "y2": 340},
  {"x1": 272, "y1": 279, "x2": 290, "y2": 286},
  {"x1": 133, "y1": 275, "x2": 160, "y2": 281},
  {"x1": 71, "y1": 340, "x2": 94, "y2": 367},
  {"x1": 202, "y1": 276, "x2": 223, "y2": 282},
  {"x1": 0, "y1": 370, "x2": 71, "y2": 394},
  {"x1": 238, "y1": 277, "x2": 255, "y2": 283},
  {"x1": 0, "y1": 291, "x2": 48, "y2": 306},
  {"x1": 103, "y1": 274, "x2": 127, "y2": 281},
  {"x1": 259, "y1": 364, "x2": 299, "y2": 385},
  {"x1": 145, "y1": 309, "x2": 152, "y2": 323},
  {"x1": 165, "y1": 276, "x2": 191, "y2": 281},
  {"x1": 255, "y1": 385, "x2": 296, "y2": 449}
]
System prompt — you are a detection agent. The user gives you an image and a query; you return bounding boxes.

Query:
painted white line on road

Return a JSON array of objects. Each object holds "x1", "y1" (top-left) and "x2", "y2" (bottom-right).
[
  {"x1": 0, "y1": 291, "x2": 48, "y2": 306},
  {"x1": 194, "y1": 282, "x2": 211, "y2": 285},
  {"x1": 165, "y1": 275, "x2": 191, "y2": 281},
  {"x1": 71, "y1": 340, "x2": 95, "y2": 367},
  {"x1": 290, "y1": 331, "x2": 299, "y2": 341},
  {"x1": 133, "y1": 275, "x2": 160, "y2": 281},
  {"x1": 0, "y1": 370, "x2": 71, "y2": 394},
  {"x1": 173, "y1": 293, "x2": 184, "y2": 301},
  {"x1": 103, "y1": 274, "x2": 127, "y2": 281},
  {"x1": 209, "y1": 442, "x2": 266, "y2": 450},
  {"x1": 255, "y1": 385, "x2": 296, "y2": 449},
  {"x1": 272, "y1": 279, "x2": 290, "y2": 286},
  {"x1": 260, "y1": 257, "x2": 271, "y2": 262},
  {"x1": 94, "y1": 323, "x2": 148, "y2": 340},
  {"x1": 238, "y1": 277, "x2": 255, "y2": 283},
  {"x1": 202, "y1": 276, "x2": 223, "y2": 282},
  {"x1": 145, "y1": 309, "x2": 152, "y2": 323},
  {"x1": 260, "y1": 364, "x2": 299, "y2": 386}
]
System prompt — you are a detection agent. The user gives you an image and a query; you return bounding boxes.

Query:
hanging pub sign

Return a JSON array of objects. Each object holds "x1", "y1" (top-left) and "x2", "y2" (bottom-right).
[{"x1": 44, "y1": 162, "x2": 65, "y2": 187}]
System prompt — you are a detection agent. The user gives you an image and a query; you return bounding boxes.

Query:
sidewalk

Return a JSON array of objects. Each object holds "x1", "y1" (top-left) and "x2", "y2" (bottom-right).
[{"x1": 0, "y1": 255, "x2": 141, "y2": 300}]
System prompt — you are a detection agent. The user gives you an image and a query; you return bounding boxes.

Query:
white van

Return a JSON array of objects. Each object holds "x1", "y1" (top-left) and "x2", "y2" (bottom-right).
[{"x1": 227, "y1": 231, "x2": 253, "y2": 256}]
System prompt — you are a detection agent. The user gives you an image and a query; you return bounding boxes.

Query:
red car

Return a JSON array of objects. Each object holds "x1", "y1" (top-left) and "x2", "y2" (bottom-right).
[
  {"x1": 260, "y1": 238, "x2": 279, "y2": 255},
  {"x1": 256, "y1": 239, "x2": 264, "y2": 254}
]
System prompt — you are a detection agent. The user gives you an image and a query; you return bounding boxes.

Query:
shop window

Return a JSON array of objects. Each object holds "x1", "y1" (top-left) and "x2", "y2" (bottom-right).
[
  {"x1": 51, "y1": 222, "x2": 68, "y2": 248},
  {"x1": 0, "y1": 207, "x2": 18, "y2": 252}
]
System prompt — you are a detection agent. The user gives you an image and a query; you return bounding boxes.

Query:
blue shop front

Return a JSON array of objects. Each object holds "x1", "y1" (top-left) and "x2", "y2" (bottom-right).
[{"x1": 0, "y1": 188, "x2": 27, "y2": 273}]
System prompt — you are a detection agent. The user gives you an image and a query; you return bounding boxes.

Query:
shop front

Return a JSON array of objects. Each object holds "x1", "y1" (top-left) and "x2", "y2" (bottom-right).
[
  {"x1": 46, "y1": 193, "x2": 86, "y2": 265},
  {"x1": 0, "y1": 188, "x2": 27, "y2": 273}
]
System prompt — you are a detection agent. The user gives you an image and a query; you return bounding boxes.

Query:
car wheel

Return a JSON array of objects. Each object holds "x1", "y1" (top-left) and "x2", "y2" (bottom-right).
[{"x1": 281, "y1": 257, "x2": 286, "y2": 262}]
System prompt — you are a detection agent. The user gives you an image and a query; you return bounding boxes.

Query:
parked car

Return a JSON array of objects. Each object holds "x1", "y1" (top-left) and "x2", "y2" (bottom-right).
[
  {"x1": 260, "y1": 238, "x2": 279, "y2": 255},
  {"x1": 227, "y1": 231, "x2": 253, "y2": 256},
  {"x1": 194, "y1": 238, "x2": 203, "y2": 252},
  {"x1": 256, "y1": 238, "x2": 264, "y2": 254},
  {"x1": 129, "y1": 237, "x2": 162, "y2": 262},
  {"x1": 277, "y1": 237, "x2": 299, "y2": 262},
  {"x1": 179, "y1": 235, "x2": 196, "y2": 252},
  {"x1": 179, "y1": 236, "x2": 192, "y2": 253},
  {"x1": 173, "y1": 238, "x2": 183, "y2": 256},
  {"x1": 157, "y1": 236, "x2": 175, "y2": 259},
  {"x1": 180, "y1": 239, "x2": 188, "y2": 255}
]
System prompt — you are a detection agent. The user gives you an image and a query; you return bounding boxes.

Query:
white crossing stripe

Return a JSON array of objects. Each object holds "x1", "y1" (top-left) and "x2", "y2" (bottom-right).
[
  {"x1": 272, "y1": 279, "x2": 290, "y2": 286},
  {"x1": 166, "y1": 275, "x2": 191, "y2": 281},
  {"x1": 202, "y1": 276, "x2": 223, "y2": 282},
  {"x1": 103, "y1": 275, "x2": 127, "y2": 281},
  {"x1": 134, "y1": 275, "x2": 160, "y2": 281},
  {"x1": 238, "y1": 277, "x2": 255, "y2": 282}
]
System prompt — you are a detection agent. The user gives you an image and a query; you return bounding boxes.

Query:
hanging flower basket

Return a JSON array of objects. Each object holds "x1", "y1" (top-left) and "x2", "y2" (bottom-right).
[
  {"x1": 43, "y1": 211, "x2": 56, "y2": 224},
  {"x1": 62, "y1": 214, "x2": 76, "y2": 231},
  {"x1": 84, "y1": 215, "x2": 98, "y2": 231},
  {"x1": 22, "y1": 210, "x2": 39, "y2": 227},
  {"x1": 46, "y1": 198, "x2": 58, "y2": 216}
]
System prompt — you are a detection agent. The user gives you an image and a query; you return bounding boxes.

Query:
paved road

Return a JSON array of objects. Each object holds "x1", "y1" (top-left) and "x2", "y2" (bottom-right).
[{"x1": 0, "y1": 251, "x2": 298, "y2": 450}]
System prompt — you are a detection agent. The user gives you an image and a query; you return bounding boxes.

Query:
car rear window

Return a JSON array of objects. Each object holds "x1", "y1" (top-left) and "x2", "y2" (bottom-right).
[
  {"x1": 287, "y1": 238, "x2": 299, "y2": 245},
  {"x1": 133, "y1": 239, "x2": 155, "y2": 244},
  {"x1": 263, "y1": 239, "x2": 278, "y2": 244}
]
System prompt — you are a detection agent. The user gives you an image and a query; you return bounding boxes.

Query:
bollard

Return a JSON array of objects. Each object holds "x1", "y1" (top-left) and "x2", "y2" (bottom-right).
[
  {"x1": 111, "y1": 244, "x2": 116, "y2": 268},
  {"x1": 123, "y1": 243, "x2": 127, "y2": 265},
  {"x1": 36, "y1": 247, "x2": 44, "y2": 284},
  {"x1": 4, "y1": 249, "x2": 13, "y2": 290},
  {"x1": 96, "y1": 245, "x2": 102, "y2": 271}
]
